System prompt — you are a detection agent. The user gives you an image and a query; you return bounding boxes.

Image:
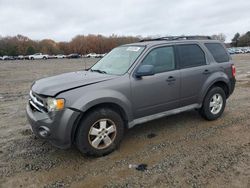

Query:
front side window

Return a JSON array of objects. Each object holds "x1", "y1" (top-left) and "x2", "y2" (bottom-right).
[
  {"x1": 140, "y1": 46, "x2": 175, "y2": 74},
  {"x1": 90, "y1": 46, "x2": 145, "y2": 75},
  {"x1": 176, "y1": 44, "x2": 206, "y2": 68},
  {"x1": 205, "y1": 43, "x2": 229, "y2": 63}
]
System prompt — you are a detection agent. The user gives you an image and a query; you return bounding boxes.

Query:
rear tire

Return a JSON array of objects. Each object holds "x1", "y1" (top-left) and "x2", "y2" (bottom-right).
[
  {"x1": 76, "y1": 108, "x2": 124, "y2": 157},
  {"x1": 199, "y1": 87, "x2": 226, "y2": 120}
]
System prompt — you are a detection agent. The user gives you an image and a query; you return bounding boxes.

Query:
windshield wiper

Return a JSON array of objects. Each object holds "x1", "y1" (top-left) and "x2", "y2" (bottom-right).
[{"x1": 90, "y1": 69, "x2": 107, "y2": 74}]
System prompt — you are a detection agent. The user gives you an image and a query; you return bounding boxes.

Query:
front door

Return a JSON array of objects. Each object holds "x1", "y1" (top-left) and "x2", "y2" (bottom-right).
[{"x1": 131, "y1": 46, "x2": 181, "y2": 118}]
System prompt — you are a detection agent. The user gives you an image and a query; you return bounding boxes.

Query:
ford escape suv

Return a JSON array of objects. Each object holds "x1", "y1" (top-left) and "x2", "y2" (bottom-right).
[{"x1": 26, "y1": 36, "x2": 236, "y2": 156}]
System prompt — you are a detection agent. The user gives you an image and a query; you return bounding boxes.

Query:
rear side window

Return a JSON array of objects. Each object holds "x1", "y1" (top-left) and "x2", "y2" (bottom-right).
[
  {"x1": 205, "y1": 43, "x2": 229, "y2": 63},
  {"x1": 176, "y1": 44, "x2": 206, "y2": 68}
]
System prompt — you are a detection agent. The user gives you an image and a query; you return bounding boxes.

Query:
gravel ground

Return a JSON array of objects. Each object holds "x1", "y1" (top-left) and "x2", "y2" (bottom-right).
[{"x1": 0, "y1": 55, "x2": 249, "y2": 188}]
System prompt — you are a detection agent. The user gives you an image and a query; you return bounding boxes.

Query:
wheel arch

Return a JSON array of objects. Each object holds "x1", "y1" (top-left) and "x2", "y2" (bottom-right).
[
  {"x1": 200, "y1": 79, "x2": 230, "y2": 105},
  {"x1": 71, "y1": 102, "x2": 129, "y2": 144},
  {"x1": 211, "y1": 81, "x2": 229, "y2": 98}
]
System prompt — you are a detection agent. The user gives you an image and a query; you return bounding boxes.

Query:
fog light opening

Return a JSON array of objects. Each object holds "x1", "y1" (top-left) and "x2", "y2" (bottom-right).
[{"x1": 38, "y1": 126, "x2": 50, "y2": 138}]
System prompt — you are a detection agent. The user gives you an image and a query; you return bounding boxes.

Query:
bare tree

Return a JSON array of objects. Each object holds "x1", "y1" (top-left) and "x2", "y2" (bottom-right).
[{"x1": 211, "y1": 33, "x2": 226, "y2": 42}]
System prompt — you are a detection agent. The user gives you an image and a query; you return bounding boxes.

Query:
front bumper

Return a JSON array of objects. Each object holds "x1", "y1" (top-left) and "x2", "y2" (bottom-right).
[{"x1": 26, "y1": 103, "x2": 80, "y2": 149}]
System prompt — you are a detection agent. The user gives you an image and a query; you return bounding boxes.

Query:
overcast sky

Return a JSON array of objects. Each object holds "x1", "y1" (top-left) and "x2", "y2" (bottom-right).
[{"x1": 0, "y1": 0, "x2": 249, "y2": 42}]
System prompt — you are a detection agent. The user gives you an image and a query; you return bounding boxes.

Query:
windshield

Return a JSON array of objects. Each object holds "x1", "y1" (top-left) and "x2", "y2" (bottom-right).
[{"x1": 90, "y1": 46, "x2": 145, "y2": 75}]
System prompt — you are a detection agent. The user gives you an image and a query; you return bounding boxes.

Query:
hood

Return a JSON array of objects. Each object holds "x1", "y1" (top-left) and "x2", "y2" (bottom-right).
[{"x1": 32, "y1": 71, "x2": 117, "y2": 96}]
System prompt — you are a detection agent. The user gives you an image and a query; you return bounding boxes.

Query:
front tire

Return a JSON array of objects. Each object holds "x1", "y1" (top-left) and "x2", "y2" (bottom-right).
[
  {"x1": 76, "y1": 108, "x2": 124, "y2": 157},
  {"x1": 199, "y1": 87, "x2": 226, "y2": 120}
]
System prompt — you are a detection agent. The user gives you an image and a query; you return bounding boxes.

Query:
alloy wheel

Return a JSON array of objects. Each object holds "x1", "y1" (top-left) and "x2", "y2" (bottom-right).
[
  {"x1": 209, "y1": 93, "x2": 223, "y2": 115},
  {"x1": 88, "y1": 119, "x2": 117, "y2": 149}
]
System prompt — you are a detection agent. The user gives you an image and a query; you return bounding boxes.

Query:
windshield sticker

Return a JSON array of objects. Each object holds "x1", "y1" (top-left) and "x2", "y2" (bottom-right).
[{"x1": 126, "y1": 47, "x2": 141, "y2": 52}]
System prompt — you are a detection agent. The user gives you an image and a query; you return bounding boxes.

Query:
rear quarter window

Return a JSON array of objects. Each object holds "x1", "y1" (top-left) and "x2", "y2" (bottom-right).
[{"x1": 205, "y1": 43, "x2": 229, "y2": 63}]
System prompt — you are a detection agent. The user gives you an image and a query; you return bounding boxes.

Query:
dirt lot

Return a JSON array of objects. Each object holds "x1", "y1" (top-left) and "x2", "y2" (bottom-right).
[{"x1": 0, "y1": 55, "x2": 250, "y2": 188}]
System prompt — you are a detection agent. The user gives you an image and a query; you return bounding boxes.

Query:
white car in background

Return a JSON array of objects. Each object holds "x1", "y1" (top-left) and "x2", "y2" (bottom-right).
[
  {"x1": 235, "y1": 48, "x2": 245, "y2": 54},
  {"x1": 86, "y1": 53, "x2": 98, "y2": 58},
  {"x1": 99, "y1": 53, "x2": 107, "y2": 58},
  {"x1": 29, "y1": 53, "x2": 49, "y2": 60},
  {"x1": 0, "y1": 56, "x2": 3, "y2": 60},
  {"x1": 242, "y1": 48, "x2": 250, "y2": 53},
  {"x1": 55, "y1": 54, "x2": 66, "y2": 59},
  {"x1": 2, "y1": 56, "x2": 10, "y2": 60},
  {"x1": 18, "y1": 55, "x2": 25, "y2": 60}
]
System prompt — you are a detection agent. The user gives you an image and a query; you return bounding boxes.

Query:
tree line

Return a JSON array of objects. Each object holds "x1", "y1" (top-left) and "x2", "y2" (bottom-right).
[
  {"x1": 0, "y1": 32, "x2": 249, "y2": 56},
  {"x1": 231, "y1": 31, "x2": 250, "y2": 47},
  {"x1": 0, "y1": 34, "x2": 140, "y2": 56}
]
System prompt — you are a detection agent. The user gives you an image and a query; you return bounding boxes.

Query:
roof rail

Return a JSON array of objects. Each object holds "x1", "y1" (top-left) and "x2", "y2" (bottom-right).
[{"x1": 140, "y1": 35, "x2": 212, "y2": 42}]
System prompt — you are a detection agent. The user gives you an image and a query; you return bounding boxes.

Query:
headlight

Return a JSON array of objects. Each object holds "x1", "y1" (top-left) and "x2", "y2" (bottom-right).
[{"x1": 47, "y1": 98, "x2": 65, "y2": 111}]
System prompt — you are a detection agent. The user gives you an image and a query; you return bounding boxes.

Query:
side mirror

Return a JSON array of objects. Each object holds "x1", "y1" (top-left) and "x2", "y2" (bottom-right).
[{"x1": 135, "y1": 65, "x2": 154, "y2": 78}]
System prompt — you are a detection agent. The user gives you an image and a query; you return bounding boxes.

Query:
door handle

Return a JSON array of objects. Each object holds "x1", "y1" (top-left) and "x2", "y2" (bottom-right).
[
  {"x1": 203, "y1": 69, "x2": 211, "y2": 75},
  {"x1": 166, "y1": 76, "x2": 176, "y2": 82}
]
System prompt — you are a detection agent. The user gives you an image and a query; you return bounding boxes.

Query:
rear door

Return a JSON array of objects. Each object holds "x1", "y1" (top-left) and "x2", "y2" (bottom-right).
[
  {"x1": 176, "y1": 43, "x2": 210, "y2": 106},
  {"x1": 131, "y1": 45, "x2": 181, "y2": 118}
]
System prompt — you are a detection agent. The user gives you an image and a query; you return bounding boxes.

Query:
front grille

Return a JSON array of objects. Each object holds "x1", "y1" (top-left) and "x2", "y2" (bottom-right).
[{"x1": 29, "y1": 91, "x2": 47, "y2": 113}]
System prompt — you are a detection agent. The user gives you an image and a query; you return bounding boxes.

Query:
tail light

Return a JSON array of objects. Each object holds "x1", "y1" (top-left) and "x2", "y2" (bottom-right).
[{"x1": 231, "y1": 64, "x2": 236, "y2": 77}]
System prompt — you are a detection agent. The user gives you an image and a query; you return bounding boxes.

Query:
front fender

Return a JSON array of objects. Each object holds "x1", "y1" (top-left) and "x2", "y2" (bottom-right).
[
  {"x1": 71, "y1": 89, "x2": 133, "y2": 122},
  {"x1": 198, "y1": 72, "x2": 230, "y2": 104}
]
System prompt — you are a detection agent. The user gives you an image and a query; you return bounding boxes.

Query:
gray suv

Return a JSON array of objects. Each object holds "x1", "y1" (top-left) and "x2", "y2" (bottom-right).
[{"x1": 26, "y1": 36, "x2": 236, "y2": 156}]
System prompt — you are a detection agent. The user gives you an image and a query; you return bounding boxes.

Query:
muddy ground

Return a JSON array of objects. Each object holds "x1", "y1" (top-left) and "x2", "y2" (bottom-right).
[{"x1": 0, "y1": 55, "x2": 249, "y2": 188}]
